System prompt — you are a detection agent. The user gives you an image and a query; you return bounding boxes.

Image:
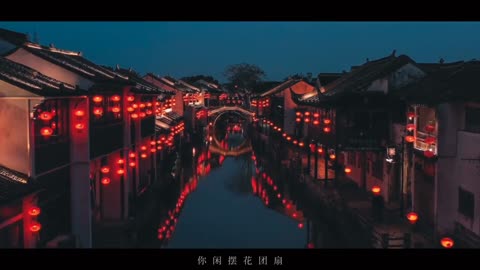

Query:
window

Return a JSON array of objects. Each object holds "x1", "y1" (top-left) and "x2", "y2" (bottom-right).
[
  {"x1": 465, "y1": 106, "x2": 480, "y2": 133},
  {"x1": 458, "y1": 187, "x2": 474, "y2": 219}
]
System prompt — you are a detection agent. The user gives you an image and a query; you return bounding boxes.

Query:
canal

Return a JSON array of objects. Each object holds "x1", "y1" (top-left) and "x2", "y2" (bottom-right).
[{"x1": 138, "y1": 125, "x2": 354, "y2": 249}]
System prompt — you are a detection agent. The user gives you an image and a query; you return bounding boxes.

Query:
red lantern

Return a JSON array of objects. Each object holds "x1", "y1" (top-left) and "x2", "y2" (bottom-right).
[
  {"x1": 323, "y1": 119, "x2": 331, "y2": 125},
  {"x1": 296, "y1": 112, "x2": 302, "y2": 116},
  {"x1": 129, "y1": 162, "x2": 136, "y2": 167},
  {"x1": 29, "y1": 222, "x2": 42, "y2": 232},
  {"x1": 372, "y1": 185, "x2": 381, "y2": 195},
  {"x1": 39, "y1": 112, "x2": 53, "y2": 121},
  {"x1": 296, "y1": 118, "x2": 301, "y2": 122},
  {"x1": 127, "y1": 96, "x2": 135, "y2": 102},
  {"x1": 313, "y1": 113, "x2": 319, "y2": 118},
  {"x1": 277, "y1": 127, "x2": 282, "y2": 132},
  {"x1": 150, "y1": 148, "x2": 156, "y2": 153},
  {"x1": 307, "y1": 243, "x2": 315, "y2": 249},
  {"x1": 344, "y1": 167, "x2": 352, "y2": 174},
  {"x1": 277, "y1": 194, "x2": 281, "y2": 198},
  {"x1": 298, "y1": 223, "x2": 304, "y2": 229},
  {"x1": 329, "y1": 154, "x2": 336, "y2": 160},
  {"x1": 101, "y1": 177, "x2": 111, "y2": 185},
  {"x1": 141, "y1": 146, "x2": 147, "y2": 151},
  {"x1": 139, "y1": 112, "x2": 146, "y2": 118},
  {"x1": 282, "y1": 133, "x2": 287, "y2": 137},
  {"x1": 286, "y1": 136, "x2": 291, "y2": 141},
  {"x1": 304, "y1": 118, "x2": 310, "y2": 123},
  {"x1": 129, "y1": 153, "x2": 136, "y2": 158},
  {"x1": 131, "y1": 113, "x2": 139, "y2": 119},
  {"x1": 406, "y1": 124, "x2": 416, "y2": 131},
  {"x1": 147, "y1": 102, "x2": 152, "y2": 107},
  {"x1": 101, "y1": 166, "x2": 110, "y2": 174},
  {"x1": 298, "y1": 142, "x2": 304, "y2": 147},
  {"x1": 317, "y1": 148, "x2": 323, "y2": 154},
  {"x1": 440, "y1": 237, "x2": 454, "y2": 249},
  {"x1": 111, "y1": 106, "x2": 121, "y2": 113},
  {"x1": 92, "y1": 95, "x2": 103, "y2": 103},
  {"x1": 40, "y1": 127, "x2": 53, "y2": 136},
  {"x1": 28, "y1": 206, "x2": 41, "y2": 216},
  {"x1": 139, "y1": 103, "x2": 146, "y2": 109},
  {"x1": 406, "y1": 212, "x2": 419, "y2": 224},
  {"x1": 323, "y1": 127, "x2": 331, "y2": 133},
  {"x1": 117, "y1": 169, "x2": 125, "y2": 175},
  {"x1": 132, "y1": 103, "x2": 139, "y2": 109},
  {"x1": 74, "y1": 109, "x2": 85, "y2": 117},
  {"x1": 75, "y1": 123, "x2": 85, "y2": 130},
  {"x1": 313, "y1": 120, "x2": 319, "y2": 125},
  {"x1": 93, "y1": 107, "x2": 104, "y2": 116},
  {"x1": 405, "y1": 136, "x2": 415, "y2": 143},
  {"x1": 305, "y1": 112, "x2": 310, "y2": 116},
  {"x1": 425, "y1": 136, "x2": 436, "y2": 144},
  {"x1": 424, "y1": 150, "x2": 435, "y2": 158},
  {"x1": 111, "y1": 95, "x2": 121, "y2": 102},
  {"x1": 141, "y1": 153, "x2": 147, "y2": 159},
  {"x1": 293, "y1": 140, "x2": 298, "y2": 145},
  {"x1": 309, "y1": 144, "x2": 316, "y2": 153},
  {"x1": 425, "y1": 123, "x2": 435, "y2": 133},
  {"x1": 117, "y1": 159, "x2": 124, "y2": 165},
  {"x1": 407, "y1": 111, "x2": 416, "y2": 119}
]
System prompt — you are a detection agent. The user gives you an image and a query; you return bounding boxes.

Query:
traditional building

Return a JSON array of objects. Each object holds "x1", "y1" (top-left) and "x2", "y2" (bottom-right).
[
  {"x1": 0, "y1": 56, "x2": 87, "y2": 248},
  {"x1": 252, "y1": 79, "x2": 315, "y2": 135},
  {"x1": 292, "y1": 53, "x2": 427, "y2": 205},
  {"x1": 143, "y1": 74, "x2": 203, "y2": 115},
  {"x1": 394, "y1": 60, "x2": 480, "y2": 247},
  {"x1": 0, "y1": 28, "x2": 171, "y2": 247}
]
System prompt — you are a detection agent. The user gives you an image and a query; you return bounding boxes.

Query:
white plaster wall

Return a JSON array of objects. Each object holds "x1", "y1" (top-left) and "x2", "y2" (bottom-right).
[{"x1": 6, "y1": 48, "x2": 94, "y2": 89}]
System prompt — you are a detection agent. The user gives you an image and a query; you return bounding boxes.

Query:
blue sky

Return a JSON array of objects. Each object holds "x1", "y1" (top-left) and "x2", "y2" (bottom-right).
[{"x1": 1, "y1": 22, "x2": 479, "y2": 82}]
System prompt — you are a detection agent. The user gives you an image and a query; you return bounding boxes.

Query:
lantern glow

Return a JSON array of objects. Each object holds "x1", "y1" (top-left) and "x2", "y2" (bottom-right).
[
  {"x1": 101, "y1": 166, "x2": 110, "y2": 174},
  {"x1": 74, "y1": 110, "x2": 85, "y2": 117},
  {"x1": 28, "y1": 206, "x2": 41, "y2": 216},
  {"x1": 344, "y1": 167, "x2": 352, "y2": 174},
  {"x1": 406, "y1": 212, "x2": 419, "y2": 224},
  {"x1": 441, "y1": 237, "x2": 454, "y2": 248},
  {"x1": 371, "y1": 185, "x2": 381, "y2": 195},
  {"x1": 92, "y1": 96, "x2": 103, "y2": 103},
  {"x1": 111, "y1": 95, "x2": 121, "y2": 102},
  {"x1": 101, "y1": 177, "x2": 111, "y2": 185},
  {"x1": 39, "y1": 112, "x2": 53, "y2": 121},
  {"x1": 40, "y1": 127, "x2": 53, "y2": 136},
  {"x1": 29, "y1": 222, "x2": 42, "y2": 232}
]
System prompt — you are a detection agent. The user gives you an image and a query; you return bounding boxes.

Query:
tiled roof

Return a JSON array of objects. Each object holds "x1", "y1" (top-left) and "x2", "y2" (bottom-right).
[
  {"x1": 259, "y1": 79, "x2": 308, "y2": 97},
  {"x1": 112, "y1": 67, "x2": 173, "y2": 95},
  {"x1": 21, "y1": 43, "x2": 129, "y2": 84},
  {"x1": 194, "y1": 80, "x2": 226, "y2": 94},
  {"x1": 0, "y1": 164, "x2": 32, "y2": 204},
  {"x1": 165, "y1": 111, "x2": 183, "y2": 121},
  {"x1": 322, "y1": 53, "x2": 417, "y2": 96},
  {"x1": 0, "y1": 56, "x2": 85, "y2": 97},
  {"x1": 317, "y1": 73, "x2": 342, "y2": 86},
  {"x1": 395, "y1": 60, "x2": 480, "y2": 103},
  {"x1": 156, "y1": 117, "x2": 173, "y2": 130},
  {"x1": 144, "y1": 73, "x2": 198, "y2": 93}
]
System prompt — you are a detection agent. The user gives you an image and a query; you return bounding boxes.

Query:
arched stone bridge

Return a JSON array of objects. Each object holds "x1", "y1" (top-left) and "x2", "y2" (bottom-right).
[{"x1": 208, "y1": 106, "x2": 254, "y2": 119}]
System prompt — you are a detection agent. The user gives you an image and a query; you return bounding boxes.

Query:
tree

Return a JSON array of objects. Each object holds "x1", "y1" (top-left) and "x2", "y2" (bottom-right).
[
  {"x1": 224, "y1": 63, "x2": 266, "y2": 91},
  {"x1": 180, "y1": 75, "x2": 219, "y2": 85}
]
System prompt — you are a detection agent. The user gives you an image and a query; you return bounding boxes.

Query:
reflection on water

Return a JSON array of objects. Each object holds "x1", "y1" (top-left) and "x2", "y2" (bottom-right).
[{"x1": 140, "y1": 131, "x2": 349, "y2": 248}]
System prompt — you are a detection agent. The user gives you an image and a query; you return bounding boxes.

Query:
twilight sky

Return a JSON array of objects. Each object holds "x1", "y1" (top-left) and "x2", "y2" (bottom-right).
[{"x1": 1, "y1": 22, "x2": 480, "y2": 82}]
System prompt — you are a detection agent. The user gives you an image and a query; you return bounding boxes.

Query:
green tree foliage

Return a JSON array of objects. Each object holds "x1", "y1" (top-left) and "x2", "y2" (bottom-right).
[
  {"x1": 224, "y1": 63, "x2": 266, "y2": 91},
  {"x1": 181, "y1": 75, "x2": 219, "y2": 85}
]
